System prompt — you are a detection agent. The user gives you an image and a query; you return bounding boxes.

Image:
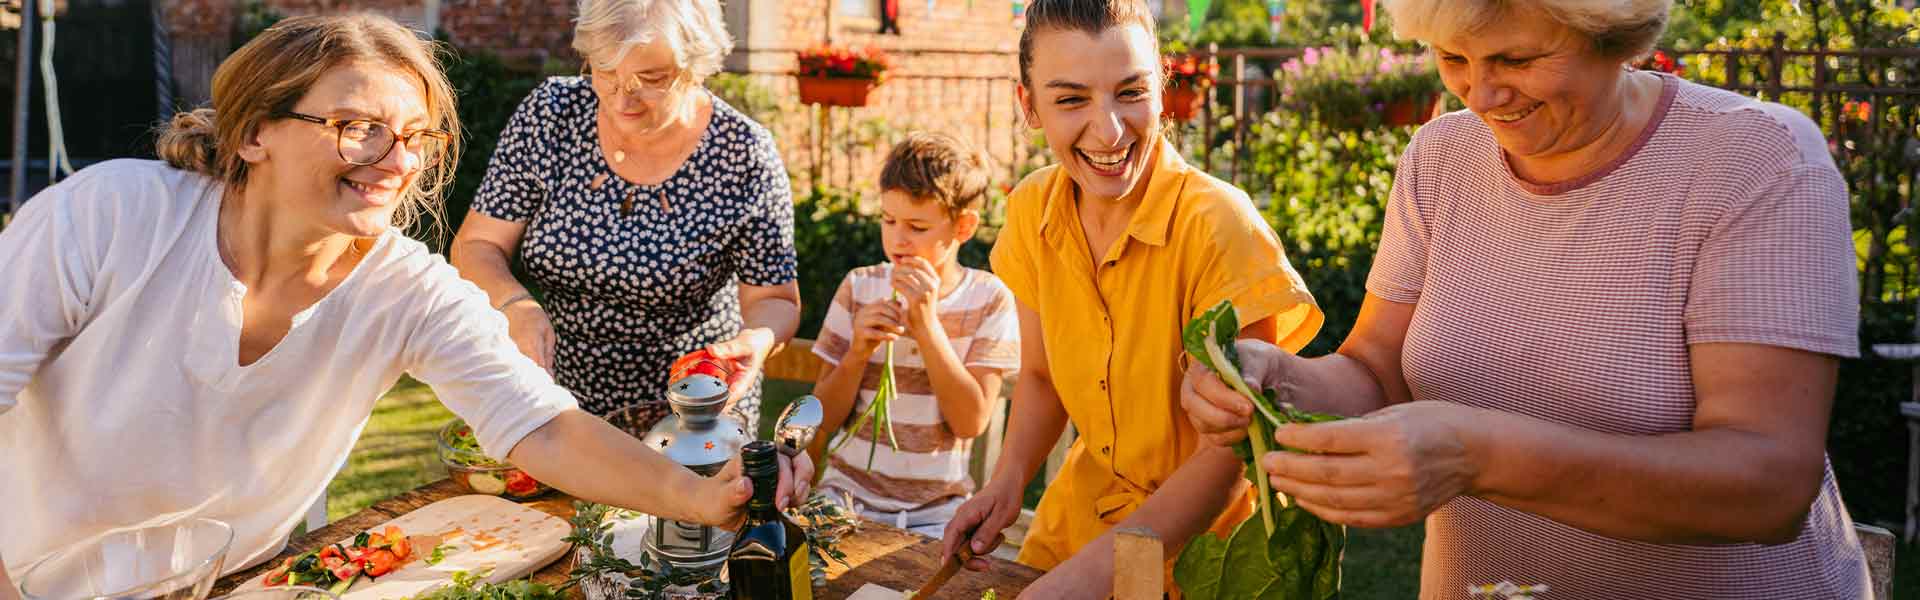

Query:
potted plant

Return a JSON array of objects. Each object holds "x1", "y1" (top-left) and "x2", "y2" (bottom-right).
[
  {"x1": 795, "y1": 45, "x2": 892, "y2": 107},
  {"x1": 1280, "y1": 45, "x2": 1445, "y2": 128},
  {"x1": 1162, "y1": 52, "x2": 1218, "y2": 122}
]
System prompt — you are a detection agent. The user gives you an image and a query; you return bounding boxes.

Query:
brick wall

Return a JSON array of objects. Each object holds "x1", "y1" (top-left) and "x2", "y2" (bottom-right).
[
  {"x1": 742, "y1": 0, "x2": 1035, "y2": 195},
  {"x1": 438, "y1": 0, "x2": 577, "y2": 66},
  {"x1": 160, "y1": 0, "x2": 1036, "y2": 194}
]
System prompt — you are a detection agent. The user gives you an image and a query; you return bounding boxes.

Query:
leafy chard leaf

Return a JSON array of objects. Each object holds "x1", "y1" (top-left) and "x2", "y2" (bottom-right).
[{"x1": 1175, "y1": 300, "x2": 1344, "y2": 600}]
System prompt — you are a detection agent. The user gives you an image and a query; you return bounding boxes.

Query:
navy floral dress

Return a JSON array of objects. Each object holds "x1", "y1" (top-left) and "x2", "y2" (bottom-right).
[{"x1": 472, "y1": 77, "x2": 796, "y2": 430}]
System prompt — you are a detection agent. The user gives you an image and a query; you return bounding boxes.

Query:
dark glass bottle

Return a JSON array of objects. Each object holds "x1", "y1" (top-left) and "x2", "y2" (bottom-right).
[{"x1": 727, "y1": 441, "x2": 813, "y2": 600}]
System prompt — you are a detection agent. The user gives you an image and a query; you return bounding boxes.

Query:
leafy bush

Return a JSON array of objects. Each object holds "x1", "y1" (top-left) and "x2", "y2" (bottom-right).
[
  {"x1": 431, "y1": 46, "x2": 544, "y2": 252},
  {"x1": 1278, "y1": 46, "x2": 1443, "y2": 129},
  {"x1": 1226, "y1": 111, "x2": 1410, "y2": 357}
]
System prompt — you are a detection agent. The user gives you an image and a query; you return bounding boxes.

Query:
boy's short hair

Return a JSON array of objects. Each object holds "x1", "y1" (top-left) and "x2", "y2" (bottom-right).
[{"x1": 878, "y1": 132, "x2": 994, "y2": 219}]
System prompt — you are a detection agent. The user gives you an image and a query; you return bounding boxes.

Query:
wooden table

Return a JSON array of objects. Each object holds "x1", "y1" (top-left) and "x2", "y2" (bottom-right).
[{"x1": 211, "y1": 479, "x2": 1042, "y2": 599}]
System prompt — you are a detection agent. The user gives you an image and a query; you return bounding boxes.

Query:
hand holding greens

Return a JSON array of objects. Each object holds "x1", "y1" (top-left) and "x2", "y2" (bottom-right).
[{"x1": 1174, "y1": 300, "x2": 1344, "y2": 600}]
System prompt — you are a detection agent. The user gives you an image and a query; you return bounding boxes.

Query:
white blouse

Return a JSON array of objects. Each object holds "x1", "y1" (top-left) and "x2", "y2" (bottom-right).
[{"x1": 0, "y1": 160, "x2": 576, "y2": 576}]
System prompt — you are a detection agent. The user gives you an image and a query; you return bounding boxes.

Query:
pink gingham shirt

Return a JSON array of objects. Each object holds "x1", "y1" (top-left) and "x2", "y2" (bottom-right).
[{"x1": 1371, "y1": 73, "x2": 1870, "y2": 599}]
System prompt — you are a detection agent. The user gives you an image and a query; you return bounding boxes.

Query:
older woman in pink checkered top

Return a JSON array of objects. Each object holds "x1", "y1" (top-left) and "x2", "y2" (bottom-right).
[{"x1": 1182, "y1": 0, "x2": 1870, "y2": 598}]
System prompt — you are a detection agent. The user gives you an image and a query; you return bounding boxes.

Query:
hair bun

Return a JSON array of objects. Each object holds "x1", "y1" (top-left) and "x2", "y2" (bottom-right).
[{"x1": 155, "y1": 108, "x2": 219, "y2": 175}]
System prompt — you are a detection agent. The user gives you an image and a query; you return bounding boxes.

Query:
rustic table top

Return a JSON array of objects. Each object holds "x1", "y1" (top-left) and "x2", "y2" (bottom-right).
[{"x1": 212, "y1": 479, "x2": 1042, "y2": 599}]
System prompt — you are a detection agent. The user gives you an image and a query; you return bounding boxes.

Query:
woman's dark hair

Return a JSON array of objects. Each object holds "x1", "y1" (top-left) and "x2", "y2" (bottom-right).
[{"x1": 1017, "y1": 0, "x2": 1159, "y2": 88}]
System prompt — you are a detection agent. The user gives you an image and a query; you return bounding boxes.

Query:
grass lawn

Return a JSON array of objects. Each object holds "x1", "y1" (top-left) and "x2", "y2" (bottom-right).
[{"x1": 328, "y1": 380, "x2": 1906, "y2": 599}]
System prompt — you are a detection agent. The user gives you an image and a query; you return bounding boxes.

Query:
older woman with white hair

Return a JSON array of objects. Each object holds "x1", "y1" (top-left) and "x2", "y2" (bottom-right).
[
  {"x1": 1180, "y1": 0, "x2": 1871, "y2": 597},
  {"x1": 452, "y1": 0, "x2": 800, "y2": 428}
]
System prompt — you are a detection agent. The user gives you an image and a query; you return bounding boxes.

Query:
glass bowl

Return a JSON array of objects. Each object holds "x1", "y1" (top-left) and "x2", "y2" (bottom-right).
[
  {"x1": 19, "y1": 517, "x2": 233, "y2": 600},
  {"x1": 436, "y1": 418, "x2": 551, "y2": 500}
]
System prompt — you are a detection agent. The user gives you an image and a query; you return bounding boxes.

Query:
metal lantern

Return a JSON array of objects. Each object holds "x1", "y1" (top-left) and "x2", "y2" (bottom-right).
[{"x1": 639, "y1": 373, "x2": 751, "y2": 575}]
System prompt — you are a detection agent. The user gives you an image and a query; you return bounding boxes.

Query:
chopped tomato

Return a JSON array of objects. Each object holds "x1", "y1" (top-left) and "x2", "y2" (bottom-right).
[
  {"x1": 367, "y1": 532, "x2": 388, "y2": 549},
  {"x1": 320, "y1": 555, "x2": 344, "y2": 570},
  {"x1": 668, "y1": 349, "x2": 733, "y2": 382},
  {"x1": 343, "y1": 544, "x2": 365, "y2": 561},
  {"x1": 319, "y1": 545, "x2": 342, "y2": 561},
  {"x1": 262, "y1": 558, "x2": 292, "y2": 586},
  {"x1": 329, "y1": 560, "x2": 362, "y2": 582},
  {"x1": 363, "y1": 548, "x2": 400, "y2": 577},
  {"x1": 505, "y1": 470, "x2": 540, "y2": 497},
  {"x1": 391, "y1": 535, "x2": 412, "y2": 561}
]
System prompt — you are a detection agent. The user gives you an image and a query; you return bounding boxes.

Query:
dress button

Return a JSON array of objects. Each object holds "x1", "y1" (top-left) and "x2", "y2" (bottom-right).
[
  {"x1": 1101, "y1": 446, "x2": 1111, "y2": 455},
  {"x1": 1098, "y1": 379, "x2": 1107, "y2": 390}
]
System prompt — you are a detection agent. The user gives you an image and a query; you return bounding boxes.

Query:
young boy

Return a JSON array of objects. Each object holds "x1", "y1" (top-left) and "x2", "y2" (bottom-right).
[{"x1": 808, "y1": 132, "x2": 1020, "y2": 537}]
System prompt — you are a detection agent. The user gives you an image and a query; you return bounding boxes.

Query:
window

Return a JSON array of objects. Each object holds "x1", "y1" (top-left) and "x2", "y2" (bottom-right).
[{"x1": 838, "y1": 0, "x2": 878, "y2": 19}]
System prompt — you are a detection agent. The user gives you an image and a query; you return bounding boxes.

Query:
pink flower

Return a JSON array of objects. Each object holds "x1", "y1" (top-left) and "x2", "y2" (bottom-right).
[{"x1": 1303, "y1": 47, "x2": 1320, "y2": 66}]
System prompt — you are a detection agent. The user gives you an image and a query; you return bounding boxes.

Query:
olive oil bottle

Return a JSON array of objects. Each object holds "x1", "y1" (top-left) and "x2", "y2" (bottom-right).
[{"x1": 727, "y1": 441, "x2": 813, "y2": 600}]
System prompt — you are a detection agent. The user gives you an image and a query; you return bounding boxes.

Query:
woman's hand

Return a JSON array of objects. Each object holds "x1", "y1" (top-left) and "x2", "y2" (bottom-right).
[
  {"x1": 1180, "y1": 339, "x2": 1298, "y2": 447},
  {"x1": 502, "y1": 300, "x2": 556, "y2": 371},
  {"x1": 707, "y1": 328, "x2": 777, "y2": 405},
  {"x1": 941, "y1": 477, "x2": 1024, "y2": 572},
  {"x1": 695, "y1": 449, "x2": 816, "y2": 529},
  {"x1": 1262, "y1": 401, "x2": 1483, "y2": 528}
]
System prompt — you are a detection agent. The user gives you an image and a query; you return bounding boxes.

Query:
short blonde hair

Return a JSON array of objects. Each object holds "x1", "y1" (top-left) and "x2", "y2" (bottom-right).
[
  {"x1": 1380, "y1": 0, "x2": 1670, "y2": 61},
  {"x1": 155, "y1": 13, "x2": 462, "y2": 238},
  {"x1": 573, "y1": 0, "x2": 732, "y2": 80}
]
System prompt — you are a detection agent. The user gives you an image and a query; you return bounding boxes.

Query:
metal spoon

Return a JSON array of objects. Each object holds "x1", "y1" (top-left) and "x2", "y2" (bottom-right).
[{"x1": 773, "y1": 394, "x2": 824, "y2": 456}]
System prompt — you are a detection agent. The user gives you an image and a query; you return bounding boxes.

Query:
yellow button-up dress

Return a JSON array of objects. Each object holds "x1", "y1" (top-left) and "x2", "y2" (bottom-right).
[{"x1": 989, "y1": 139, "x2": 1323, "y2": 591}]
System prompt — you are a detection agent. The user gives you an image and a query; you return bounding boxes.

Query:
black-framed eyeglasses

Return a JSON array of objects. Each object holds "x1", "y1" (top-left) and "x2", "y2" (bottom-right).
[{"x1": 275, "y1": 111, "x2": 452, "y2": 166}]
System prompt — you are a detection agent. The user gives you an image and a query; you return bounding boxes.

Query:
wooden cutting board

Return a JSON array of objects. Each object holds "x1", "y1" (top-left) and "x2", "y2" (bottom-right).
[
  {"x1": 233, "y1": 495, "x2": 572, "y2": 599},
  {"x1": 847, "y1": 583, "x2": 909, "y2": 599}
]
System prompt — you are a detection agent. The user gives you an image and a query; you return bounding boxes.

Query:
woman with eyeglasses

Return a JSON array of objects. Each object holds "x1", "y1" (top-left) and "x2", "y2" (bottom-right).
[
  {"x1": 0, "y1": 14, "x2": 810, "y2": 588},
  {"x1": 450, "y1": 0, "x2": 801, "y2": 430}
]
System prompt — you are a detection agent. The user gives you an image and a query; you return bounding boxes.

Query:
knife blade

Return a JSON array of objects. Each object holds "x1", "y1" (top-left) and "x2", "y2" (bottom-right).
[{"x1": 911, "y1": 545, "x2": 974, "y2": 599}]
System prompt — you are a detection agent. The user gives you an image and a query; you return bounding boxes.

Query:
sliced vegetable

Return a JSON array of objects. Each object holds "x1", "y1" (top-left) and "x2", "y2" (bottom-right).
[
  {"x1": 504, "y1": 470, "x2": 539, "y2": 497},
  {"x1": 328, "y1": 560, "x2": 362, "y2": 584},
  {"x1": 328, "y1": 573, "x2": 359, "y2": 596},
  {"x1": 363, "y1": 548, "x2": 400, "y2": 577},
  {"x1": 262, "y1": 558, "x2": 292, "y2": 586},
  {"x1": 466, "y1": 471, "x2": 507, "y2": 495}
]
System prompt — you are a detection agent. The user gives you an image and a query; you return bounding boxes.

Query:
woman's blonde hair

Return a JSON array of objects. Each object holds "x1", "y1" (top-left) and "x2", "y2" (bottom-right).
[
  {"x1": 573, "y1": 0, "x2": 732, "y2": 81},
  {"x1": 1380, "y1": 0, "x2": 1671, "y2": 61},
  {"x1": 155, "y1": 13, "x2": 463, "y2": 238}
]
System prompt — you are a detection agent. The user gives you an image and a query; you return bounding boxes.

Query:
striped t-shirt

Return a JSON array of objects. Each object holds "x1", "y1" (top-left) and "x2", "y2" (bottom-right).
[
  {"x1": 813, "y1": 264, "x2": 1020, "y2": 513},
  {"x1": 1373, "y1": 73, "x2": 1869, "y2": 598}
]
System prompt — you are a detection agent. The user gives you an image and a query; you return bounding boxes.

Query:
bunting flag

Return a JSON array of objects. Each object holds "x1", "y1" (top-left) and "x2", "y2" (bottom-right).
[
  {"x1": 1267, "y1": 0, "x2": 1284, "y2": 43},
  {"x1": 1362, "y1": 0, "x2": 1375, "y2": 31},
  {"x1": 1188, "y1": 0, "x2": 1212, "y2": 33}
]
